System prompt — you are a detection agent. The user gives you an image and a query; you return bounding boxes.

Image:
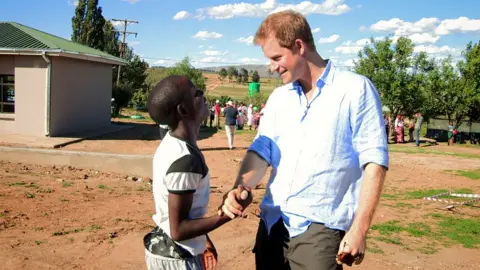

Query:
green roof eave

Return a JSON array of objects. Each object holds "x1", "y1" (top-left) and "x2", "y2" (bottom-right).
[{"x1": 0, "y1": 48, "x2": 127, "y2": 65}]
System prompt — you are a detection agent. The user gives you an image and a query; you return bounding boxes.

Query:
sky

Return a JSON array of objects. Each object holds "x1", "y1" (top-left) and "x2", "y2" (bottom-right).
[{"x1": 2, "y1": 0, "x2": 480, "y2": 68}]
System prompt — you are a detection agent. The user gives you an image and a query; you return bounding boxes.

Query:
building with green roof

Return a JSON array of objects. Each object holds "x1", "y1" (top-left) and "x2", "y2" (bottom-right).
[{"x1": 0, "y1": 22, "x2": 127, "y2": 137}]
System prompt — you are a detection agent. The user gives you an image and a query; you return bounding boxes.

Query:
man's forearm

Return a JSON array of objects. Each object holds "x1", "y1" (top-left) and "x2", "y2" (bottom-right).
[
  {"x1": 350, "y1": 163, "x2": 387, "y2": 235},
  {"x1": 233, "y1": 151, "x2": 269, "y2": 189}
]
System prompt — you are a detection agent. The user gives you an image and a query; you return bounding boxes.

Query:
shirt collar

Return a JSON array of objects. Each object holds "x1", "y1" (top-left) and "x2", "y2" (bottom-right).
[{"x1": 289, "y1": 59, "x2": 335, "y2": 91}]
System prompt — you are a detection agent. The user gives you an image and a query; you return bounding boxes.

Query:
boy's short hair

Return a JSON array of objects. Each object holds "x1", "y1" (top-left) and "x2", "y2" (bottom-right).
[
  {"x1": 147, "y1": 75, "x2": 193, "y2": 130},
  {"x1": 254, "y1": 10, "x2": 315, "y2": 50}
]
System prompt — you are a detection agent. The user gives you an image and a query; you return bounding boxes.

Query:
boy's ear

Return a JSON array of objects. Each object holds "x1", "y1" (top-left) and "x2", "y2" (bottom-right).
[{"x1": 177, "y1": 103, "x2": 189, "y2": 117}]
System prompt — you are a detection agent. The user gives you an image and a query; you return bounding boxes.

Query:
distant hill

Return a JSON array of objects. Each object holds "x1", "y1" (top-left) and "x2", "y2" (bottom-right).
[{"x1": 201, "y1": 64, "x2": 279, "y2": 78}]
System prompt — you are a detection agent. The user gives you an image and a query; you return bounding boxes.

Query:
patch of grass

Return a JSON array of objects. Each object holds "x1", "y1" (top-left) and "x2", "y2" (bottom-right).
[
  {"x1": 137, "y1": 184, "x2": 152, "y2": 192},
  {"x1": 114, "y1": 218, "x2": 134, "y2": 223},
  {"x1": 0, "y1": 213, "x2": 5, "y2": 217},
  {"x1": 395, "y1": 202, "x2": 415, "y2": 209},
  {"x1": 404, "y1": 189, "x2": 449, "y2": 199},
  {"x1": 405, "y1": 222, "x2": 431, "y2": 237},
  {"x1": 34, "y1": 227, "x2": 44, "y2": 231},
  {"x1": 87, "y1": 224, "x2": 102, "y2": 231},
  {"x1": 370, "y1": 220, "x2": 403, "y2": 236},
  {"x1": 389, "y1": 145, "x2": 480, "y2": 159},
  {"x1": 37, "y1": 187, "x2": 54, "y2": 193},
  {"x1": 416, "y1": 246, "x2": 438, "y2": 255},
  {"x1": 367, "y1": 246, "x2": 384, "y2": 254},
  {"x1": 24, "y1": 183, "x2": 39, "y2": 189},
  {"x1": 455, "y1": 169, "x2": 480, "y2": 180},
  {"x1": 433, "y1": 214, "x2": 480, "y2": 248},
  {"x1": 454, "y1": 188, "x2": 473, "y2": 194},
  {"x1": 62, "y1": 181, "x2": 73, "y2": 188},
  {"x1": 373, "y1": 236, "x2": 403, "y2": 245},
  {"x1": 52, "y1": 228, "x2": 84, "y2": 236},
  {"x1": 8, "y1": 182, "x2": 26, "y2": 186},
  {"x1": 97, "y1": 184, "x2": 111, "y2": 190},
  {"x1": 35, "y1": 240, "x2": 45, "y2": 245},
  {"x1": 25, "y1": 192, "x2": 35, "y2": 198},
  {"x1": 59, "y1": 197, "x2": 70, "y2": 202},
  {"x1": 381, "y1": 193, "x2": 399, "y2": 200}
]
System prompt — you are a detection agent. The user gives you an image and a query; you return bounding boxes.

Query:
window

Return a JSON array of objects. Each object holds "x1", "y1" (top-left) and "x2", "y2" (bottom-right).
[{"x1": 0, "y1": 75, "x2": 14, "y2": 113}]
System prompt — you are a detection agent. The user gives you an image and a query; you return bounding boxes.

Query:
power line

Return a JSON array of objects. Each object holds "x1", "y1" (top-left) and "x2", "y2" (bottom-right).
[{"x1": 111, "y1": 19, "x2": 139, "y2": 85}]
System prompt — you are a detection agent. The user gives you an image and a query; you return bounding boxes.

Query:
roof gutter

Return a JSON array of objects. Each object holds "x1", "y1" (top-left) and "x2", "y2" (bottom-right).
[{"x1": 41, "y1": 51, "x2": 51, "y2": 137}]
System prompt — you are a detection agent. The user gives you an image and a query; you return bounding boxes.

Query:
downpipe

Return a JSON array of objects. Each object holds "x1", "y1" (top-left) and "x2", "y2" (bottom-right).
[{"x1": 42, "y1": 52, "x2": 51, "y2": 136}]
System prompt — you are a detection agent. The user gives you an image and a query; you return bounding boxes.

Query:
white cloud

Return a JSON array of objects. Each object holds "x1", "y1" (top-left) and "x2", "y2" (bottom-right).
[
  {"x1": 192, "y1": 31, "x2": 223, "y2": 40},
  {"x1": 359, "y1": 25, "x2": 367, "y2": 31},
  {"x1": 192, "y1": 0, "x2": 351, "y2": 20},
  {"x1": 202, "y1": 50, "x2": 228, "y2": 56},
  {"x1": 413, "y1": 45, "x2": 460, "y2": 56},
  {"x1": 198, "y1": 45, "x2": 204, "y2": 49},
  {"x1": 334, "y1": 37, "x2": 386, "y2": 54},
  {"x1": 371, "y1": 17, "x2": 439, "y2": 36},
  {"x1": 173, "y1": 11, "x2": 191, "y2": 20},
  {"x1": 208, "y1": 46, "x2": 215, "y2": 49},
  {"x1": 317, "y1": 34, "x2": 340, "y2": 44},
  {"x1": 343, "y1": 58, "x2": 358, "y2": 67},
  {"x1": 198, "y1": 57, "x2": 227, "y2": 63},
  {"x1": 121, "y1": 0, "x2": 142, "y2": 3},
  {"x1": 129, "y1": 41, "x2": 140, "y2": 46},
  {"x1": 239, "y1": 57, "x2": 260, "y2": 64},
  {"x1": 236, "y1": 36, "x2": 254, "y2": 45},
  {"x1": 68, "y1": 0, "x2": 79, "y2": 6},
  {"x1": 435, "y1": 17, "x2": 480, "y2": 35},
  {"x1": 404, "y1": 33, "x2": 440, "y2": 44},
  {"x1": 312, "y1": 28, "x2": 321, "y2": 33},
  {"x1": 370, "y1": 16, "x2": 480, "y2": 45},
  {"x1": 111, "y1": 20, "x2": 123, "y2": 27}
]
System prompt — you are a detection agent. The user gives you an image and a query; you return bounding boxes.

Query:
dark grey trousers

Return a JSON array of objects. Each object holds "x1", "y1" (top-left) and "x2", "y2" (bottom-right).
[{"x1": 253, "y1": 219, "x2": 345, "y2": 270}]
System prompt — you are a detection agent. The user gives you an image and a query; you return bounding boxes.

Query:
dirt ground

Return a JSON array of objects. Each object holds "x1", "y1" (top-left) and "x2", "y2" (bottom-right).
[{"x1": 1, "y1": 124, "x2": 480, "y2": 269}]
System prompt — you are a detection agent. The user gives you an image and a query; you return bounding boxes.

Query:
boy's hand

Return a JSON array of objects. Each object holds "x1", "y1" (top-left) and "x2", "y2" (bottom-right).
[
  {"x1": 202, "y1": 238, "x2": 218, "y2": 269},
  {"x1": 218, "y1": 185, "x2": 253, "y2": 219}
]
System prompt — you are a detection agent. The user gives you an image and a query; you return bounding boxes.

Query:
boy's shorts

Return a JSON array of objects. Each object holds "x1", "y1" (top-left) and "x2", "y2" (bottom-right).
[{"x1": 145, "y1": 250, "x2": 204, "y2": 270}]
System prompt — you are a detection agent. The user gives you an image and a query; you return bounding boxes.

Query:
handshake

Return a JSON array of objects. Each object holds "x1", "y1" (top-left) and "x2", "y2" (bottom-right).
[{"x1": 218, "y1": 185, "x2": 253, "y2": 219}]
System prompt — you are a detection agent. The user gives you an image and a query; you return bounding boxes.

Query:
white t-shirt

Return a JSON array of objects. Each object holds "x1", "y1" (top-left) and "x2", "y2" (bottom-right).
[{"x1": 151, "y1": 132, "x2": 210, "y2": 256}]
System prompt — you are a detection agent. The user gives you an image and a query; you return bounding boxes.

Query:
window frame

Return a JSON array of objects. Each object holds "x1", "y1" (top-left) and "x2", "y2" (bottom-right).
[{"x1": 0, "y1": 75, "x2": 15, "y2": 114}]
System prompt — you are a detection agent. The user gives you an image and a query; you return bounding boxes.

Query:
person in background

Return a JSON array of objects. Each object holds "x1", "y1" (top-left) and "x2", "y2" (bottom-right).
[
  {"x1": 223, "y1": 101, "x2": 238, "y2": 150},
  {"x1": 448, "y1": 121, "x2": 455, "y2": 146},
  {"x1": 414, "y1": 112, "x2": 423, "y2": 147},
  {"x1": 209, "y1": 103, "x2": 215, "y2": 128},
  {"x1": 408, "y1": 119, "x2": 415, "y2": 143},
  {"x1": 247, "y1": 104, "x2": 254, "y2": 130},
  {"x1": 214, "y1": 100, "x2": 221, "y2": 129},
  {"x1": 383, "y1": 114, "x2": 390, "y2": 140},
  {"x1": 395, "y1": 115, "x2": 404, "y2": 143}
]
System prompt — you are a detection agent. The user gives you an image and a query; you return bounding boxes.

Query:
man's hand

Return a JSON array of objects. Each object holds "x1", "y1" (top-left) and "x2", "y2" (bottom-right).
[
  {"x1": 336, "y1": 229, "x2": 366, "y2": 266},
  {"x1": 218, "y1": 185, "x2": 252, "y2": 219}
]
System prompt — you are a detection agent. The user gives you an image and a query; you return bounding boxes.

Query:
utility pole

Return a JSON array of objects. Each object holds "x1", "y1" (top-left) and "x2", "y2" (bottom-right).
[{"x1": 111, "y1": 19, "x2": 138, "y2": 86}]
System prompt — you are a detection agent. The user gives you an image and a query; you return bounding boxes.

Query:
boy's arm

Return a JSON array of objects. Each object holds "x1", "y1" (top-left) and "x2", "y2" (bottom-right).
[{"x1": 169, "y1": 192, "x2": 231, "y2": 242}]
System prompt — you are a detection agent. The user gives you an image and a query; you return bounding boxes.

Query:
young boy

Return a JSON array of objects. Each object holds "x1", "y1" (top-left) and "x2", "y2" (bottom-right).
[{"x1": 143, "y1": 75, "x2": 251, "y2": 269}]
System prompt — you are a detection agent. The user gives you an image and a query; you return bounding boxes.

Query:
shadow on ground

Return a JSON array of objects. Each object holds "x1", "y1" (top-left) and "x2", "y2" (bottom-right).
[{"x1": 84, "y1": 121, "x2": 219, "y2": 141}]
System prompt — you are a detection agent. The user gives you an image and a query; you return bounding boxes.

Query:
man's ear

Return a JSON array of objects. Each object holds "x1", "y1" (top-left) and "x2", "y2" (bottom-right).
[{"x1": 295, "y1": 39, "x2": 306, "y2": 56}]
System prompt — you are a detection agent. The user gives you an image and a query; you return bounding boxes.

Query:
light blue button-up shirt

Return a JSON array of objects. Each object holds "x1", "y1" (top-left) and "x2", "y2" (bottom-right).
[{"x1": 249, "y1": 61, "x2": 389, "y2": 237}]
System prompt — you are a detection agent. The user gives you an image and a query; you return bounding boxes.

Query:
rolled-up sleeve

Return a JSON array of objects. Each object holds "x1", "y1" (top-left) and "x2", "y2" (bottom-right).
[
  {"x1": 351, "y1": 77, "x2": 389, "y2": 169},
  {"x1": 248, "y1": 95, "x2": 281, "y2": 168}
]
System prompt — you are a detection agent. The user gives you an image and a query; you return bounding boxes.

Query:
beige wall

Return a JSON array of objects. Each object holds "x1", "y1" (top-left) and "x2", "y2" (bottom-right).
[
  {"x1": 0, "y1": 55, "x2": 47, "y2": 136},
  {"x1": 49, "y1": 57, "x2": 112, "y2": 136}
]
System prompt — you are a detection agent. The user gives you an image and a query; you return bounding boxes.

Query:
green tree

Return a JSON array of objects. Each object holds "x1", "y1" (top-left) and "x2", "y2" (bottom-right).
[
  {"x1": 103, "y1": 21, "x2": 120, "y2": 57},
  {"x1": 355, "y1": 37, "x2": 426, "y2": 136},
  {"x1": 240, "y1": 68, "x2": 249, "y2": 84},
  {"x1": 218, "y1": 68, "x2": 228, "y2": 82},
  {"x1": 251, "y1": 70, "x2": 260, "y2": 83},
  {"x1": 236, "y1": 74, "x2": 243, "y2": 84},
  {"x1": 121, "y1": 55, "x2": 149, "y2": 90},
  {"x1": 71, "y1": 0, "x2": 105, "y2": 51},
  {"x1": 167, "y1": 57, "x2": 206, "y2": 90},
  {"x1": 458, "y1": 41, "x2": 480, "y2": 123},
  {"x1": 227, "y1": 67, "x2": 238, "y2": 82},
  {"x1": 244, "y1": 92, "x2": 268, "y2": 108}
]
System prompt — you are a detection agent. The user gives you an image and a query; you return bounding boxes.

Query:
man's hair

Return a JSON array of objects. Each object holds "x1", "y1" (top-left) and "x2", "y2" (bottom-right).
[
  {"x1": 254, "y1": 10, "x2": 315, "y2": 49},
  {"x1": 147, "y1": 75, "x2": 193, "y2": 130}
]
